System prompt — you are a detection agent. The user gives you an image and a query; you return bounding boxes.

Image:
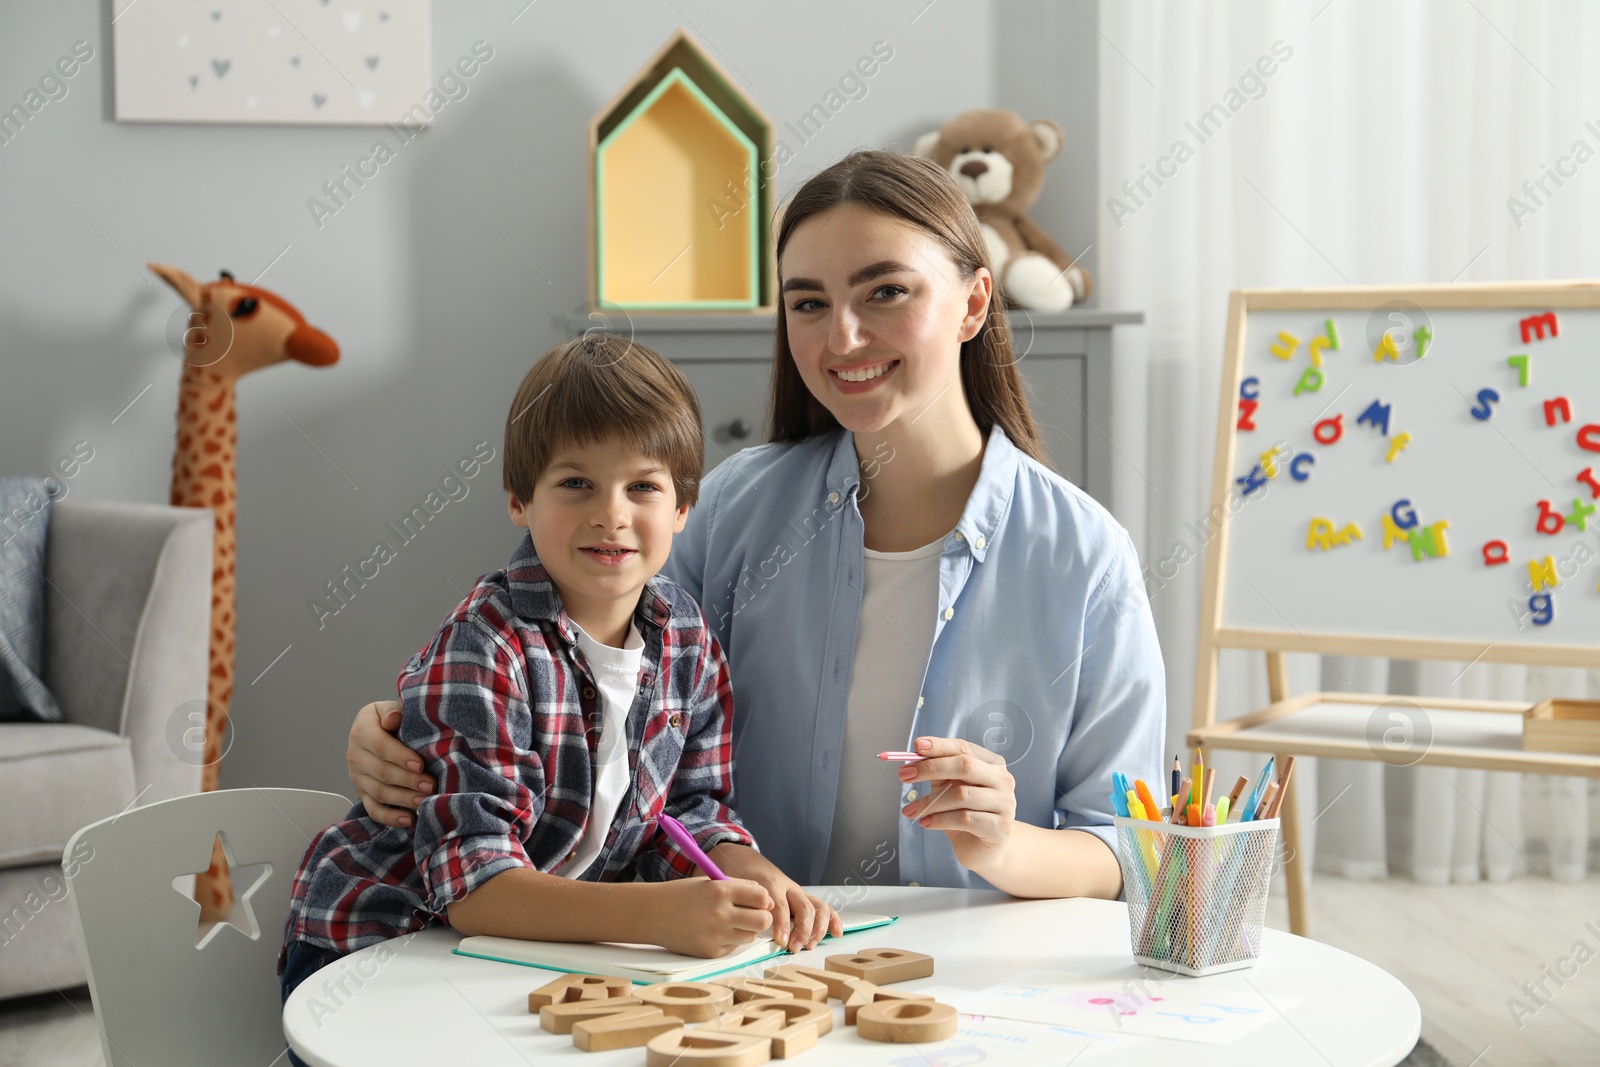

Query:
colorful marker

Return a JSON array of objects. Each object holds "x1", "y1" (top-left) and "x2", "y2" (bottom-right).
[{"x1": 1134, "y1": 779, "x2": 1161, "y2": 823}]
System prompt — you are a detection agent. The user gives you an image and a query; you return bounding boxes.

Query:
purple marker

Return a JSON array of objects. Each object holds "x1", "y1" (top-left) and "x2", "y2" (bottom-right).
[{"x1": 658, "y1": 814, "x2": 726, "y2": 880}]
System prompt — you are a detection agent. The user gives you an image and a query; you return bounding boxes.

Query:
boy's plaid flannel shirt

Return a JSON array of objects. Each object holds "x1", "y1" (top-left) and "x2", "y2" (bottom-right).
[{"x1": 278, "y1": 533, "x2": 753, "y2": 972}]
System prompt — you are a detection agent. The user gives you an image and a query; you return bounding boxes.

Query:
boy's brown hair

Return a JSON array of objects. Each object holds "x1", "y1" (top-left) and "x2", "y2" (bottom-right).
[{"x1": 503, "y1": 333, "x2": 703, "y2": 508}]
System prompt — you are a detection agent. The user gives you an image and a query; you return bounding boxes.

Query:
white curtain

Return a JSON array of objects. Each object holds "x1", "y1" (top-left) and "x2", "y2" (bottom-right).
[{"x1": 1097, "y1": 0, "x2": 1599, "y2": 884}]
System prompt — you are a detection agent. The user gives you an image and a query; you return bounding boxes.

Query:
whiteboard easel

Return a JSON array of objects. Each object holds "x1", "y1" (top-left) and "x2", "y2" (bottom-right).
[{"x1": 1190, "y1": 283, "x2": 1600, "y2": 938}]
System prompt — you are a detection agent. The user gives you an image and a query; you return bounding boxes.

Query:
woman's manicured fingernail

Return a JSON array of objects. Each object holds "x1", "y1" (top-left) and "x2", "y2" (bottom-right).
[
  {"x1": 412, "y1": 794, "x2": 427, "y2": 806},
  {"x1": 418, "y1": 780, "x2": 434, "y2": 792},
  {"x1": 406, "y1": 760, "x2": 422, "y2": 772},
  {"x1": 897, "y1": 767, "x2": 915, "y2": 781},
  {"x1": 399, "y1": 816, "x2": 412, "y2": 826},
  {"x1": 917, "y1": 737, "x2": 932, "y2": 752}
]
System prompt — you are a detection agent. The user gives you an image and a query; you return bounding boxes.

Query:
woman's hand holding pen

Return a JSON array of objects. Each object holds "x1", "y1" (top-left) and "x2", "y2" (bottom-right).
[{"x1": 897, "y1": 736, "x2": 1018, "y2": 875}]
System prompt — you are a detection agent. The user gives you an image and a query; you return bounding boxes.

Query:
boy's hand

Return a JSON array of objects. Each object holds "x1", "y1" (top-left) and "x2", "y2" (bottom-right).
[
  {"x1": 649, "y1": 878, "x2": 774, "y2": 958},
  {"x1": 348, "y1": 700, "x2": 432, "y2": 828},
  {"x1": 708, "y1": 843, "x2": 844, "y2": 953}
]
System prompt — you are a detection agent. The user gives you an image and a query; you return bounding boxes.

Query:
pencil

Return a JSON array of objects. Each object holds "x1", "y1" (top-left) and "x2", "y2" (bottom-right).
[
  {"x1": 1202, "y1": 767, "x2": 1216, "y2": 809},
  {"x1": 1255, "y1": 782, "x2": 1280, "y2": 821},
  {"x1": 1266, "y1": 756, "x2": 1296, "y2": 820},
  {"x1": 1226, "y1": 776, "x2": 1249, "y2": 821}
]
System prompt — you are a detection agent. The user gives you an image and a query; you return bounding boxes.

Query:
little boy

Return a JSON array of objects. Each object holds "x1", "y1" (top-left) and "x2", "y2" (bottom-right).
[{"x1": 277, "y1": 335, "x2": 838, "y2": 1035}]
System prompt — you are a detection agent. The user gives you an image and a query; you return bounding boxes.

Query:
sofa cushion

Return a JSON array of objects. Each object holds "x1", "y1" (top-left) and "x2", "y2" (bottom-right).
[
  {"x1": 0, "y1": 864, "x2": 89, "y2": 996},
  {"x1": 0, "y1": 477, "x2": 64, "y2": 722},
  {"x1": 0, "y1": 723, "x2": 134, "y2": 869}
]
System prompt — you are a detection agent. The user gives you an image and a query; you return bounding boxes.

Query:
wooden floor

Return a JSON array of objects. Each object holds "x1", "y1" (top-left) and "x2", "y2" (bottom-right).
[
  {"x1": 1, "y1": 872, "x2": 1595, "y2": 1066},
  {"x1": 1263, "y1": 872, "x2": 1600, "y2": 1066}
]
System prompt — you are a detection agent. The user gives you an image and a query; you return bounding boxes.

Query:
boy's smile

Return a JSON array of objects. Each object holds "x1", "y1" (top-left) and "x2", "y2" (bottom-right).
[
  {"x1": 577, "y1": 541, "x2": 637, "y2": 566},
  {"x1": 509, "y1": 436, "x2": 689, "y2": 646}
]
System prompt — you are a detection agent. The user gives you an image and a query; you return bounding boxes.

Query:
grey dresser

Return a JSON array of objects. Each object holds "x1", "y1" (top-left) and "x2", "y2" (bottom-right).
[{"x1": 566, "y1": 309, "x2": 1142, "y2": 507}]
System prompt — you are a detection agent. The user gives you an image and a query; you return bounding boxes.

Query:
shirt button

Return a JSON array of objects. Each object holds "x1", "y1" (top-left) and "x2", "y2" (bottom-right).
[
  {"x1": 942, "y1": 607, "x2": 954, "y2": 621},
  {"x1": 916, "y1": 696, "x2": 924, "y2": 709},
  {"x1": 669, "y1": 713, "x2": 682, "y2": 727},
  {"x1": 567, "y1": 850, "x2": 577, "y2": 863},
  {"x1": 975, "y1": 535, "x2": 986, "y2": 550},
  {"x1": 954, "y1": 531, "x2": 964, "y2": 542},
  {"x1": 828, "y1": 491, "x2": 840, "y2": 504},
  {"x1": 904, "y1": 789, "x2": 918, "y2": 804},
  {"x1": 583, "y1": 686, "x2": 596, "y2": 700},
  {"x1": 908, "y1": 881, "x2": 921, "y2": 887}
]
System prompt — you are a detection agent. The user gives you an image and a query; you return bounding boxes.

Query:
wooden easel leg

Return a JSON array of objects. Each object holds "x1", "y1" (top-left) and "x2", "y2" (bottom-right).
[
  {"x1": 1279, "y1": 752, "x2": 1309, "y2": 937},
  {"x1": 1261, "y1": 655, "x2": 1309, "y2": 937}
]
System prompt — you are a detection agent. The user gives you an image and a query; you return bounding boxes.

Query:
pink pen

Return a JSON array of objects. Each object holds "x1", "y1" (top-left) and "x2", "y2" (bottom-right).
[
  {"x1": 658, "y1": 814, "x2": 726, "y2": 879},
  {"x1": 877, "y1": 751, "x2": 927, "y2": 763}
]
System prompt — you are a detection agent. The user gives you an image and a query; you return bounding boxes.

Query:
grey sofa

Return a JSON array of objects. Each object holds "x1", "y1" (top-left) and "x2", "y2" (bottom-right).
[{"x1": 0, "y1": 501, "x2": 212, "y2": 999}]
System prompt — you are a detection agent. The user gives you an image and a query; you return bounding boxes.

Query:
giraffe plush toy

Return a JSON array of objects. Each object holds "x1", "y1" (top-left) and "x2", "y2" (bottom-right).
[{"x1": 150, "y1": 263, "x2": 339, "y2": 924}]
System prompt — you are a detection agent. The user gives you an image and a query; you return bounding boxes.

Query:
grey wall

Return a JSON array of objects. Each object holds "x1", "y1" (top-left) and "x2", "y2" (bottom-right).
[
  {"x1": 997, "y1": 0, "x2": 1099, "y2": 290},
  {"x1": 0, "y1": 1, "x2": 1096, "y2": 798}
]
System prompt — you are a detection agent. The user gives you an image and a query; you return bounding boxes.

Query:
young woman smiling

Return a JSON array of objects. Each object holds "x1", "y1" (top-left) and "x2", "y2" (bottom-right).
[{"x1": 343, "y1": 150, "x2": 1165, "y2": 949}]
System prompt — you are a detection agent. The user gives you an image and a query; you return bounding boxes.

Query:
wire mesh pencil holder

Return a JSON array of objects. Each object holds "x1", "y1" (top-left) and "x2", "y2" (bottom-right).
[{"x1": 1113, "y1": 814, "x2": 1280, "y2": 977}]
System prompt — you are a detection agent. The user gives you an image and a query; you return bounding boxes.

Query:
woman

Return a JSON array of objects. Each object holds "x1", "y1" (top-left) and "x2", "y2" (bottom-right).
[{"x1": 345, "y1": 150, "x2": 1165, "y2": 948}]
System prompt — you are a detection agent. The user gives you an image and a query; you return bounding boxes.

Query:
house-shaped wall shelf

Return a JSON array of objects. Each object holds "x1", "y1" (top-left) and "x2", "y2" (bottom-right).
[{"x1": 589, "y1": 29, "x2": 773, "y2": 311}]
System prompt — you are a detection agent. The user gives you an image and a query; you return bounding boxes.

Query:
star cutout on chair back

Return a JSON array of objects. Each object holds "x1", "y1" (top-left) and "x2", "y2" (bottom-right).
[{"x1": 171, "y1": 831, "x2": 272, "y2": 949}]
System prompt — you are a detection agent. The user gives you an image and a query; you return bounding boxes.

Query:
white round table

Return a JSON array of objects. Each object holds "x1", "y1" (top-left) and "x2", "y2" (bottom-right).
[{"x1": 284, "y1": 885, "x2": 1419, "y2": 1066}]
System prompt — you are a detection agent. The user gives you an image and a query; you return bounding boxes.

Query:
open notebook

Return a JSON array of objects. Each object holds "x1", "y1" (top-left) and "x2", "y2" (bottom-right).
[{"x1": 453, "y1": 912, "x2": 897, "y2": 984}]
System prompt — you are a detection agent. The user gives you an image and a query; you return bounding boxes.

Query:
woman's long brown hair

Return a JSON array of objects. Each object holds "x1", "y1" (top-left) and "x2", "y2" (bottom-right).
[{"x1": 766, "y1": 150, "x2": 1048, "y2": 466}]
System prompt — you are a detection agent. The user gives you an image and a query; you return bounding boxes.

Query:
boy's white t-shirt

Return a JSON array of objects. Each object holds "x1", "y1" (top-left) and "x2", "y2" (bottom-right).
[{"x1": 559, "y1": 620, "x2": 645, "y2": 880}]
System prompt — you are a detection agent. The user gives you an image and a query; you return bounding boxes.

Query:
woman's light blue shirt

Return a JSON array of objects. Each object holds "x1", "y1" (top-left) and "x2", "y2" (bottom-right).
[{"x1": 660, "y1": 424, "x2": 1166, "y2": 890}]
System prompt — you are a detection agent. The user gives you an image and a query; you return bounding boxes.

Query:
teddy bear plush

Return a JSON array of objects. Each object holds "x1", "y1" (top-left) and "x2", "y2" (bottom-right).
[{"x1": 915, "y1": 108, "x2": 1092, "y2": 311}]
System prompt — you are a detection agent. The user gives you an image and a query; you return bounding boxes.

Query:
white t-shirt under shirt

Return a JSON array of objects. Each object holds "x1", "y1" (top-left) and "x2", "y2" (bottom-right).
[
  {"x1": 559, "y1": 620, "x2": 644, "y2": 880},
  {"x1": 820, "y1": 534, "x2": 944, "y2": 888}
]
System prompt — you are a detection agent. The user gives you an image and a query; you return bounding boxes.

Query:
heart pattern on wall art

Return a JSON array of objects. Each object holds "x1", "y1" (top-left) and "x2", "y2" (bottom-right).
[{"x1": 113, "y1": 0, "x2": 430, "y2": 125}]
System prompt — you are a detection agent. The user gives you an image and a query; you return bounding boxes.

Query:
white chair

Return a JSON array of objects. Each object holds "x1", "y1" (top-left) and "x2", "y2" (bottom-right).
[{"x1": 63, "y1": 787, "x2": 351, "y2": 1067}]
